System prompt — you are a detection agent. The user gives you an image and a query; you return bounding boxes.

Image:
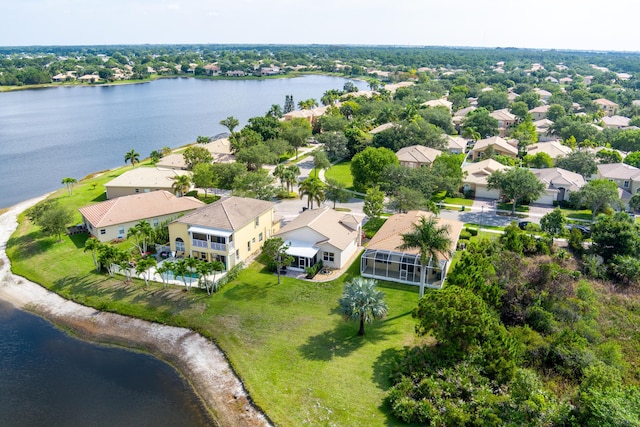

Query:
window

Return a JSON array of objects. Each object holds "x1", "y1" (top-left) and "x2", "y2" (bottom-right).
[
  {"x1": 258, "y1": 232, "x2": 263, "y2": 242},
  {"x1": 247, "y1": 241, "x2": 251, "y2": 251},
  {"x1": 175, "y1": 238, "x2": 185, "y2": 252},
  {"x1": 100, "y1": 229, "x2": 106, "y2": 235},
  {"x1": 252, "y1": 237, "x2": 256, "y2": 243},
  {"x1": 624, "y1": 180, "x2": 630, "y2": 188},
  {"x1": 153, "y1": 218, "x2": 159, "y2": 227},
  {"x1": 323, "y1": 252, "x2": 335, "y2": 262},
  {"x1": 118, "y1": 226, "x2": 125, "y2": 235},
  {"x1": 135, "y1": 188, "x2": 140, "y2": 193},
  {"x1": 236, "y1": 249, "x2": 240, "y2": 258},
  {"x1": 255, "y1": 217, "x2": 260, "y2": 227}
]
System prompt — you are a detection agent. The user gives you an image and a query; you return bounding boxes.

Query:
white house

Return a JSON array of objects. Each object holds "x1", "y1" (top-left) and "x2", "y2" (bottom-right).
[
  {"x1": 275, "y1": 206, "x2": 365, "y2": 271},
  {"x1": 532, "y1": 168, "x2": 586, "y2": 205}
]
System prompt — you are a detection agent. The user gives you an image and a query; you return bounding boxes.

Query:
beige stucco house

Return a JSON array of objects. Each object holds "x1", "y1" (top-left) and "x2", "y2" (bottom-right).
[
  {"x1": 155, "y1": 138, "x2": 235, "y2": 170},
  {"x1": 462, "y1": 159, "x2": 510, "y2": 199},
  {"x1": 601, "y1": 115, "x2": 631, "y2": 129},
  {"x1": 532, "y1": 167, "x2": 586, "y2": 205},
  {"x1": 360, "y1": 211, "x2": 463, "y2": 296},
  {"x1": 421, "y1": 99, "x2": 453, "y2": 112},
  {"x1": 529, "y1": 105, "x2": 550, "y2": 121},
  {"x1": 471, "y1": 136, "x2": 518, "y2": 161},
  {"x1": 595, "y1": 163, "x2": 640, "y2": 195},
  {"x1": 445, "y1": 135, "x2": 467, "y2": 154},
  {"x1": 79, "y1": 190, "x2": 204, "y2": 243},
  {"x1": 526, "y1": 140, "x2": 572, "y2": 161},
  {"x1": 593, "y1": 98, "x2": 619, "y2": 117},
  {"x1": 489, "y1": 109, "x2": 517, "y2": 136},
  {"x1": 104, "y1": 167, "x2": 192, "y2": 199},
  {"x1": 168, "y1": 196, "x2": 279, "y2": 270},
  {"x1": 275, "y1": 206, "x2": 365, "y2": 271},
  {"x1": 396, "y1": 145, "x2": 443, "y2": 168}
]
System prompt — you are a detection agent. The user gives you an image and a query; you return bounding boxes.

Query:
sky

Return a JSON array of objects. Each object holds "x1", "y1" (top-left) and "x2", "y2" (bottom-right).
[{"x1": 2, "y1": 0, "x2": 639, "y2": 52}]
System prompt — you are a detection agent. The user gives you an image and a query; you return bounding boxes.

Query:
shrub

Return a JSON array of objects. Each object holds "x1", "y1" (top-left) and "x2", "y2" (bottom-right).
[
  {"x1": 459, "y1": 230, "x2": 472, "y2": 240},
  {"x1": 185, "y1": 190, "x2": 198, "y2": 197},
  {"x1": 465, "y1": 227, "x2": 479, "y2": 237},
  {"x1": 215, "y1": 262, "x2": 244, "y2": 288},
  {"x1": 304, "y1": 261, "x2": 323, "y2": 279}
]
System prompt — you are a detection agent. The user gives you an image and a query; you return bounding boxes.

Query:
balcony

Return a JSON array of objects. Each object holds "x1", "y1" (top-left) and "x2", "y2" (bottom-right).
[{"x1": 192, "y1": 239, "x2": 208, "y2": 248}]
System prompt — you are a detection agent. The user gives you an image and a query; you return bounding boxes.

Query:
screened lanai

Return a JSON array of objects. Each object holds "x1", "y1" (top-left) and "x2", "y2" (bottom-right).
[{"x1": 360, "y1": 249, "x2": 445, "y2": 288}]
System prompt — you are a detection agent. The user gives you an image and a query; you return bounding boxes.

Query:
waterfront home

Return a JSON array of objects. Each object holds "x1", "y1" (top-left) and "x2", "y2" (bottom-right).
[
  {"x1": 155, "y1": 138, "x2": 235, "y2": 170},
  {"x1": 282, "y1": 105, "x2": 331, "y2": 123},
  {"x1": 532, "y1": 167, "x2": 586, "y2": 205},
  {"x1": 462, "y1": 159, "x2": 510, "y2": 199},
  {"x1": 274, "y1": 206, "x2": 364, "y2": 271},
  {"x1": 79, "y1": 191, "x2": 204, "y2": 243},
  {"x1": 168, "y1": 196, "x2": 279, "y2": 270},
  {"x1": 360, "y1": 211, "x2": 462, "y2": 296},
  {"x1": 396, "y1": 145, "x2": 442, "y2": 168},
  {"x1": 471, "y1": 136, "x2": 518, "y2": 161},
  {"x1": 104, "y1": 167, "x2": 192, "y2": 199}
]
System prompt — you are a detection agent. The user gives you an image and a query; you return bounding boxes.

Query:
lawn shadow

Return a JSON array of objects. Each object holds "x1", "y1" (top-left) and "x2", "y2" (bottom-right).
[
  {"x1": 299, "y1": 319, "x2": 395, "y2": 361},
  {"x1": 69, "y1": 232, "x2": 88, "y2": 249},
  {"x1": 222, "y1": 280, "x2": 279, "y2": 301},
  {"x1": 7, "y1": 230, "x2": 55, "y2": 256}
]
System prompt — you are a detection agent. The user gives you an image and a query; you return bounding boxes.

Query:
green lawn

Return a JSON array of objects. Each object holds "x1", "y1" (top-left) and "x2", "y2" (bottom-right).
[
  {"x1": 560, "y1": 208, "x2": 593, "y2": 221},
  {"x1": 7, "y1": 174, "x2": 423, "y2": 426},
  {"x1": 324, "y1": 160, "x2": 354, "y2": 191}
]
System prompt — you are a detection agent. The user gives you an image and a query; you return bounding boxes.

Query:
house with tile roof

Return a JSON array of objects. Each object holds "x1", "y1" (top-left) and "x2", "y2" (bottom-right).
[
  {"x1": 360, "y1": 211, "x2": 463, "y2": 296},
  {"x1": 396, "y1": 145, "x2": 443, "y2": 168},
  {"x1": 595, "y1": 163, "x2": 640, "y2": 196},
  {"x1": 471, "y1": 136, "x2": 518, "y2": 161},
  {"x1": 526, "y1": 140, "x2": 572, "y2": 160},
  {"x1": 79, "y1": 191, "x2": 204, "y2": 243},
  {"x1": 168, "y1": 196, "x2": 279, "y2": 270},
  {"x1": 421, "y1": 98, "x2": 453, "y2": 112},
  {"x1": 529, "y1": 105, "x2": 550, "y2": 121},
  {"x1": 155, "y1": 138, "x2": 235, "y2": 170},
  {"x1": 104, "y1": 167, "x2": 192, "y2": 199},
  {"x1": 275, "y1": 206, "x2": 365, "y2": 271},
  {"x1": 444, "y1": 135, "x2": 467, "y2": 154},
  {"x1": 594, "y1": 98, "x2": 619, "y2": 117},
  {"x1": 601, "y1": 115, "x2": 631, "y2": 129},
  {"x1": 462, "y1": 159, "x2": 510, "y2": 199},
  {"x1": 489, "y1": 109, "x2": 517, "y2": 136},
  {"x1": 532, "y1": 167, "x2": 586, "y2": 205}
]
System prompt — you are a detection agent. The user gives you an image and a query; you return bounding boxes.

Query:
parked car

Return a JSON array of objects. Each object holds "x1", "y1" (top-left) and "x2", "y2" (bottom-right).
[
  {"x1": 566, "y1": 224, "x2": 591, "y2": 237},
  {"x1": 518, "y1": 221, "x2": 532, "y2": 230}
]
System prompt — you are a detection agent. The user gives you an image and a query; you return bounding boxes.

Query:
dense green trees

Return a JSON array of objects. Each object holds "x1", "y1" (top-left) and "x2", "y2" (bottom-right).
[
  {"x1": 487, "y1": 167, "x2": 545, "y2": 214},
  {"x1": 556, "y1": 150, "x2": 598, "y2": 177},
  {"x1": 350, "y1": 147, "x2": 398, "y2": 193},
  {"x1": 462, "y1": 107, "x2": 499, "y2": 138},
  {"x1": 570, "y1": 179, "x2": 620, "y2": 219}
]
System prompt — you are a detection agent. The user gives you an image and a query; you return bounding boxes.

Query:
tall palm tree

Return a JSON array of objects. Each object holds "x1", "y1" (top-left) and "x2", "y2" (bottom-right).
[
  {"x1": 299, "y1": 177, "x2": 325, "y2": 209},
  {"x1": 84, "y1": 237, "x2": 102, "y2": 272},
  {"x1": 124, "y1": 149, "x2": 140, "y2": 168},
  {"x1": 171, "y1": 174, "x2": 191, "y2": 197},
  {"x1": 462, "y1": 127, "x2": 481, "y2": 142},
  {"x1": 338, "y1": 277, "x2": 388, "y2": 336},
  {"x1": 61, "y1": 177, "x2": 77, "y2": 196},
  {"x1": 155, "y1": 261, "x2": 174, "y2": 289},
  {"x1": 219, "y1": 116, "x2": 239, "y2": 134},
  {"x1": 272, "y1": 163, "x2": 287, "y2": 189},
  {"x1": 127, "y1": 220, "x2": 155, "y2": 255},
  {"x1": 397, "y1": 215, "x2": 452, "y2": 297},
  {"x1": 135, "y1": 257, "x2": 157, "y2": 287},
  {"x1": 283, "y1": 164, "x2": 300, "y2": 192}
]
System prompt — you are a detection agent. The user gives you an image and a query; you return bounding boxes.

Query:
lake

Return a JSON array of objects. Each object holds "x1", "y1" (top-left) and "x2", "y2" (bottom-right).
[
  {"x1": 0, "y1": 75, "x2": 367, "y2": 425},
  {"x1": 0, "y1": 75, "x2": 367, "y2": 208}
]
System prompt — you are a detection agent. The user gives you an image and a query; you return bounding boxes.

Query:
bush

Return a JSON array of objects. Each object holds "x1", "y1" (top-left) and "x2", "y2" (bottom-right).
[
  {"x1": 304, "y1": 261, "x2": 323, "y2": 279},
  {"x1": 275, "y1": 189, "x2": 297, "y2": 199},
  {"x1": 465, "y1": 227, "x2": 479, "y2": 237},
  {"x1": 185, "y1": 190, "x2": 198, "y2": 197},
  {"x1": 459, "y1": 230, "x2": 472, "y2": 240},
  {"x1": 215, "y1": 262, "x2": 244, "y2": 288}
]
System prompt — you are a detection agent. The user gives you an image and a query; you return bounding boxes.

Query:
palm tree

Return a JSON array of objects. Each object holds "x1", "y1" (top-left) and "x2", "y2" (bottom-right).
[
  {"x1": 61, "y1": 177, "x2": 77, "y2": 196},
  {"x1": 124, "y1": 149, "x2": 140, "y2": 168},
  {"x1": 462, "y1": 127, "x2": 481, "y2": 142},
  {"x1": 171, "y1": 174, "x2": 191, "y2": 197},
  {"x1": 272, "y1": 163, "x2": 287, "y2": 189},
  {"x1": 397, "y1": 215, "x2": 452, "y2": 297},
  {"x1": 299, "y1": 177, "x2": 325, "y2": 209},
  {"x1": 338, "y1": 277, "x2": 388, "y2": 336},
  {"x1": 219, "y1": 116, "x2": 239, "y2": 134},
  {"x1": 127, "y1": 220, "x2": 155, "y2": 255},
  {"x1": 84, "y1": 237, "x2": 102, "y2": 272},
  {"x1": 283, "y1": 165, "x2": 300, "y2": 192},
  {"x1": 135, "y1": 257, "x2": 157, "y2": 286},
  {"x1": 156, "y1": 261, "x2": 174, "y2": 289}
]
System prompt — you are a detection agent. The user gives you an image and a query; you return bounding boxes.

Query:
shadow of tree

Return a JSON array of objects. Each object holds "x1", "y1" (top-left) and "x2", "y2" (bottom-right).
[
  {"x1": 70, "y1": 232, "x2": 88, "y2": 249},
  {"x1": 299, "y1": 319, "x2": 395, "y2": 361},
  {"x1": 7, "y1": 230, "x2": 54, "y2": 257},
  {"x1": 222, "y1": 280, "x2": 278, "y2": 301}
]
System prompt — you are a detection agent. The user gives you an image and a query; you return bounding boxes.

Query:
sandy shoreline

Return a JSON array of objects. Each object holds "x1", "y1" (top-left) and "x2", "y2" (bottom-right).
[{"x1": 0, "y1": 196, "x2": 271, "y2": 427}]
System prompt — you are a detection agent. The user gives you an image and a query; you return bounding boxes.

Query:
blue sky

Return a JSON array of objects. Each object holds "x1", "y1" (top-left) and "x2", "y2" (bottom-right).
[{"x1": 2, "y1": 0, "x2": 639, "y2": 52}]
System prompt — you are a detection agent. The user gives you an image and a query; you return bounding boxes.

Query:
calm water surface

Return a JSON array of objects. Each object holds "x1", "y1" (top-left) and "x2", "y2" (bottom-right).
[
  {"x1": 0, "y1": 301, "x2": 211, "y2": 427},
  {"x1": 0, "y1": 75, "x2": 367, "y2": 208},
  {"x1": 0, "y1": 75, "x2": 366, "y2": 425}
]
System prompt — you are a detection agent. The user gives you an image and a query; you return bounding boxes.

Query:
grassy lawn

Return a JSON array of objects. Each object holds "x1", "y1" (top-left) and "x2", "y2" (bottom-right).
[
  {"x1": 560, "y1": 208, "x2": 593, "y2": 221},
  {"x1": 7, "y1": 173, "x2": 424, "y2": 426},
  {"x1": 497, "y1": 202, "x2": 529, "y2": 212},
  {"x1": 443, "y1": 197, "x2": 474, "y2": 206},
  {"x1": 324, "y1": 160, "x2": 354, "y2": 191}
]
